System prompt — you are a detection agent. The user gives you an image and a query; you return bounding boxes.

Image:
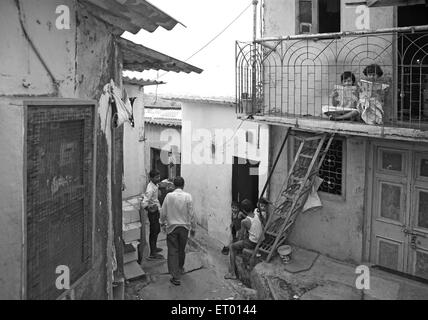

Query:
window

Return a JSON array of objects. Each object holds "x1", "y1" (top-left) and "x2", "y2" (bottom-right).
[
  {"x1": 292, "y1": 136, "x2": 344, "y2": 196},
  {"x1": 298, "y1": 0, "x2": 340, "y2": 34},
  {"x1": 318, "y1": 139, "x2": 344, "y2": 195},
  {"x1": 151, "y1": 148, "x2": 181, "y2": 181}
]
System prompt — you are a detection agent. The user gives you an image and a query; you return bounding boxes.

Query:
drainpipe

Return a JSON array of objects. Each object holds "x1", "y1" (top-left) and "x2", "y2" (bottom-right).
[{"x1": 251, "y1": 0, "x2": 258, "y2": 114}]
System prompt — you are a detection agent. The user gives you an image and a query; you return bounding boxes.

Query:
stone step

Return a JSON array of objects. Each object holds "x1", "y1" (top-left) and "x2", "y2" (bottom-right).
[
  {"x1": 124, "y1": 261, "x2": 146, "y2": 280},
  {"x1": 123, "y1": 207, "x2": 140, "y2": 224},
  {"x1": 123, "y1": 242, "x2": 138, "y2": 263},
  {"x1": 123, "y1": 222, "x2": 142, "y2": 243}
]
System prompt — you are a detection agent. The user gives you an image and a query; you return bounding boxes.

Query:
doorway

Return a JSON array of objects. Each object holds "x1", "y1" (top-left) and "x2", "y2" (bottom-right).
[
  {"x1": 150, "y1": 148, "x2": 181, "y2": 181},
  {"x1": 369, "y1": 141, "x2": 428, "y2": 280},
  {"x1": 232, "y1": 157, "x2": 259, "y2": 208}
]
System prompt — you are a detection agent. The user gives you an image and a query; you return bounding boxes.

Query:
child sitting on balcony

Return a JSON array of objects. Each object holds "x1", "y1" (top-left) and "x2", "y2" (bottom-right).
[
  {"x1": 324, "y1": 71, "x2": 360, "y2": 121},
  {"x1": 358, "y1": 64, "x2": 390, "y2": 125}
]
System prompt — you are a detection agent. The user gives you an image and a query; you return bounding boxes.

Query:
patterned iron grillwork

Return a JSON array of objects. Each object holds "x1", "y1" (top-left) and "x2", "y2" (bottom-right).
[
  {"x1": 319, "y1": 139, "x2": 343, "y2": 195},
  {"x1": 236, "y1": 27, "x2": 428, "y2": 129},
  {"x1": 26, "y1": 105, "x2": 94, "y2": 300},
  {"x1": 293, "y1": 136, "x2": 343, "y2": 195}
]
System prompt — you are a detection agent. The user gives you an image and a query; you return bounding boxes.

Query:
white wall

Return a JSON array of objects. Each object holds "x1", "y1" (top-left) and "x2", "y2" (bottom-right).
[
  {"x1": 0, "y1": 0, "x2": 120, "y2": 299},
  {"x1": 181, "y1": 100, "x2": 269, "y2": 246},
  {"x1": 0, "y1": 0, "x2": 76, "y2": 97},
  {"x1": 123, "y1": 85, "x2": 145, "y2": 198}
]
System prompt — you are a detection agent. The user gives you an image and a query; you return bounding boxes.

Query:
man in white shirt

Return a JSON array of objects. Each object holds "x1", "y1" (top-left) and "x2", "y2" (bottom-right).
[
  {"x1": 224, "y1": 199, "x2": 263, "y2": 280},
  {"x1": 141, "y1": 169, "x2": 164, "y2": 260},
  {"x1": 160, "y1": 176, "x2": 196, "y2": 286}
]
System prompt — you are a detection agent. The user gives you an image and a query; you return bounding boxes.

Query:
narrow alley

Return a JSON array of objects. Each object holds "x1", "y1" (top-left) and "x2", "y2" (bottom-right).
[{"x1": 123, "y1": 197, "x2": 254, "y2": 301}]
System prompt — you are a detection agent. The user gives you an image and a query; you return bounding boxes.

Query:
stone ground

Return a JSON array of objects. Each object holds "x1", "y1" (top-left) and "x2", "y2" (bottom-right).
[
  {"x1": 123, "y1": 196, "x2": 428, "y2": 300},
  {"x1": 123, "y1": 197, "x2": 254, "y2": 300}
]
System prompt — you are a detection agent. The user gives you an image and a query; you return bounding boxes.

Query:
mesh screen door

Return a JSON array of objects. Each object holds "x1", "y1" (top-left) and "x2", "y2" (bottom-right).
[{"x1": 26, "y1": 104, "x2": 95, "y2": 300}]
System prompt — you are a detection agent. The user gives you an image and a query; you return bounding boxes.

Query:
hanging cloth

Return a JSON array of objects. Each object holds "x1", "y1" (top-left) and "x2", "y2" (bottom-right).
[{"x1": 102, "y1": 80, "x2": 134, "y2": 129}]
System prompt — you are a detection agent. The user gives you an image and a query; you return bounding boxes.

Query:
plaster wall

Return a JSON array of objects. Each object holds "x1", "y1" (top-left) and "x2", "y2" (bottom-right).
[
  {"x1": 269, "y1": 126, "x2": 367, "y2": 263},
  {"x1": 263, "y1": 0, "x2": 296, "y2": 37},
  {"x1": 0, "y1": 0, "x2": 119, "y2": 299},
  {"x1": 181, "y1": 101, "x2": 269, "y2": 246},
  {"x1": 0, "y1": 101, "x2": 25, "y2": 299},
  {"x1": 123, "y1": 86, "x2": 145, "y2": 198},
  {"x1": 0, "y1": 0, "x2": 76, "y2": 97}
]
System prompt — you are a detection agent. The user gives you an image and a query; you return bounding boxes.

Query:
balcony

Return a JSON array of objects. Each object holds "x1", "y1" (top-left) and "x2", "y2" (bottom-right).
[{"x1": 236, "y1": 26, "x2": 428, "y2": 141}]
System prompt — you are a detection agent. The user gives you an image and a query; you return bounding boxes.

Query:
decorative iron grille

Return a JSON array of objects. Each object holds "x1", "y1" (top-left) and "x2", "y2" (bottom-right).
[
  {"x1": 318, "y1": 139, "x2": 343, "y2": 195},
  {"x1": 236, "y1": 26, "x2": 428, "y2": 130},
  {"x1": 26, "y1": 105, "x2": 95, "y2": 300}
]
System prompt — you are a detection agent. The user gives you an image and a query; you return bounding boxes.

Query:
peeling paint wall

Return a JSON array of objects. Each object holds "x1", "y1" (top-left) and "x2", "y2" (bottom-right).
[
  {"x1": 0, "y1": 0, "x2": 122, "y2": 299},
  {"x1": 0, "y1": 0, "x2": 76, "y2": 97},
  {"x1": 269, "y1": 126, "x2": 367, "y2": 263},
  {"x1": 182, "y1": 101, "x2": 269, "y2": 246},
  {"x1": 263, "y1": 0, "x2": 394, "y2": 38}
]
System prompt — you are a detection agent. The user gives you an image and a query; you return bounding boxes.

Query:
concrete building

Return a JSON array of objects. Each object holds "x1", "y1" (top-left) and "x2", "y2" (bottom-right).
[
  {"x1": 0, "y1": 0, "x2": 201, "y2": 300},
  {"x1": 122, "y1": 89, "x2": 182, "y2": 199},
  {"x1": 175, "y1": 97, "x2": 269, "y2": 247},
  {"x1": 236, "y1": 0, "x2": 428, "y2": 280},
  {"x1": 122, "y1": 78, "x2": 166, "y2": 199}
]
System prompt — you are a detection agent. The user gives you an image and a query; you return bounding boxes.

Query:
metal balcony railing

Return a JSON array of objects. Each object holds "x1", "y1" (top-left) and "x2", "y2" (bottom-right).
[{"x1": 236, "y1": 26, "x2": 428, "y2": 130}]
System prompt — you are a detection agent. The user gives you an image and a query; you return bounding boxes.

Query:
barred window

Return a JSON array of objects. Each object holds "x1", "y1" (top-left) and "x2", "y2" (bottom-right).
[{"x1": 319, "y1": 139, "x2": 344, "y2": 195}]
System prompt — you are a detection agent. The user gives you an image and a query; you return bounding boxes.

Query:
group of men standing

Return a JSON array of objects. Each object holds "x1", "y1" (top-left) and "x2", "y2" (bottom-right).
[
  {"x1": 140, "y1": 169, "x2": 267, "y2": 285},
  {"x1": 141, "y1": 169, "x2": 196, "y2": 286}
]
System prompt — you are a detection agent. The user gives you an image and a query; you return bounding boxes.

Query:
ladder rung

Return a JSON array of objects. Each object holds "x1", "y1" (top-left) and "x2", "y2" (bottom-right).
[
  {"x1": 265, "y1": 231, "x2": 278, "y2": 237},
  {"x1": 258, "y1": 247, "x2": 270, "y2": 254},
  {"x1": 299, "y1": 153, "x2": 313, "y2": 159}
]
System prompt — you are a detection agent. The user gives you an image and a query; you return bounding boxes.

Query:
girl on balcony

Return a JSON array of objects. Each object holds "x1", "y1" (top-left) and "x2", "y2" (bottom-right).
[
  {"x1": 358, "y1": 64, "x2": 390, "y2": 125},
  {"x1": 326, "y1": 71, "x2": 360, "y2": 121}
]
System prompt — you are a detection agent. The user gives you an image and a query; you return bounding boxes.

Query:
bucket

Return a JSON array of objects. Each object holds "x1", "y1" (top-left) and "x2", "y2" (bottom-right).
[{"x1": 277, "y1": 245, "x2": 292, "y2": 264}]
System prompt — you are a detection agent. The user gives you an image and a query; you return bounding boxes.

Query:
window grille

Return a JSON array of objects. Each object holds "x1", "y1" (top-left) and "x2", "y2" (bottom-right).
[
  {"x1": 318, "y1": 139, "x2": 343, "y2": 195},
  {"x1": 26, "y1": 104, "x2": 95, "y2": 300}
]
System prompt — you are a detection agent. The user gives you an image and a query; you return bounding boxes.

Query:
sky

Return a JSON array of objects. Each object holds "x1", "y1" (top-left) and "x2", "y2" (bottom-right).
[{"x1": 122, "y1": 0, "x2": 255, "y2": 99}]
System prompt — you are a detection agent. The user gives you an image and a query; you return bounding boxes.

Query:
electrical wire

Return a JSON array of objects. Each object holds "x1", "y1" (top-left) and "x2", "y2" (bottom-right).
[
  {"x1": 155, "y1": 1, "x2": 253, "y2": 80},
  {"x1": 219, "y1": 119, "x2": 245, "y2": 151}
]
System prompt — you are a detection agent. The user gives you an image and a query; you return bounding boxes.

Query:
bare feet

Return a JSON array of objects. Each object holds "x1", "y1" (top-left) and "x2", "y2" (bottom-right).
[{"x1": 224, "y1": 273, "x2": 238, "y2": 280}]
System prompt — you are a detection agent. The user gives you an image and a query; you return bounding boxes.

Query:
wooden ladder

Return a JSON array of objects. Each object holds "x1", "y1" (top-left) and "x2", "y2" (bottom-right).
[{"x1": 252, "y1": 132, "x2": 334, "y2": 262}]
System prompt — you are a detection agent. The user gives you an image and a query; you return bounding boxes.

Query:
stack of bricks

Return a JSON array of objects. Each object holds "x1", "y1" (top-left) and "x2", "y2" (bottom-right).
[{"x1": 122, "y1": 198, "x2": 146, "y2": 280}]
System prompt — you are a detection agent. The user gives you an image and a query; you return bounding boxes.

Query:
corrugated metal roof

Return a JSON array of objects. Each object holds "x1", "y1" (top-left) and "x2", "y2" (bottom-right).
[
  {"x1": 145, "y1": 108, "x2": 182, "y2": 127},
  {"x1": 145, "y1": 119, "x2": 181, "y2": 127},
  {"x1": 82, "y1": 0, "x2": 185, "y2": 34},
  {"x1": 119, "y1": 38, "x2": 203, "y2": 74},
  {"x1": 123, "y1": 76, "x2": 165, "y2": 86}
]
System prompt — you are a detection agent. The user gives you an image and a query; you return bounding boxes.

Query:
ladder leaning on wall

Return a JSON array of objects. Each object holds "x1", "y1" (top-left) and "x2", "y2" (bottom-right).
[{"x1": 251, "y1": 130, "x2": 335, "y2": 262}]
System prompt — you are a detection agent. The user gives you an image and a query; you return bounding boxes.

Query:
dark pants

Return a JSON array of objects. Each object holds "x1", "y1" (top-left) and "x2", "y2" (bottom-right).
[
  {"x1": 167, "y1": 226, "x2": 189, "y2": 280},
  {"x1": 229, "y1": 239, "x2": 257, "y2": 277},
  {"x1": 147, "y1": 210, "x2": 160, "y2": 256}
]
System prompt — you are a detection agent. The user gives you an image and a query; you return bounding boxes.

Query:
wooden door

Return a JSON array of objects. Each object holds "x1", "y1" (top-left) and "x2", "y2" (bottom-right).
[
  {"x1": 370, "y1": 144, "x2": 428, "y2": 280},
  {"x1": 408, "y1": 152, "x2": 428, "y2": 279},
  {"x1": 370, "y1": 146, "x2": 410, "y2": 272}
]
